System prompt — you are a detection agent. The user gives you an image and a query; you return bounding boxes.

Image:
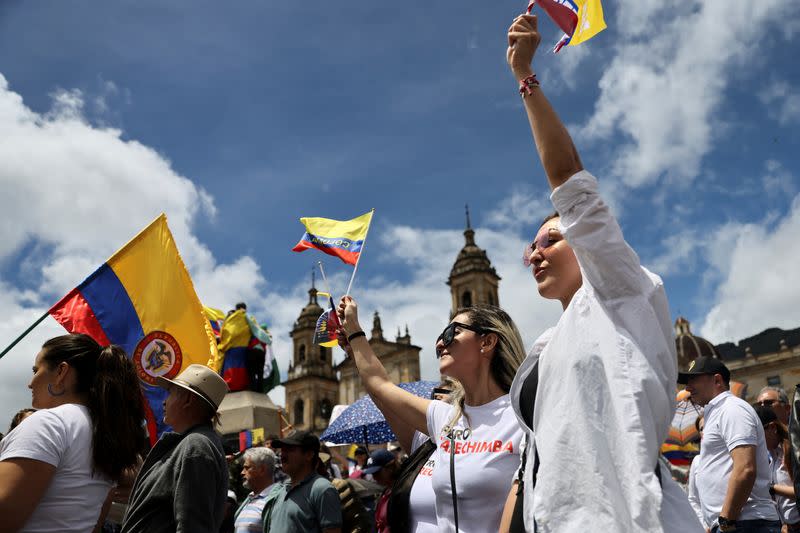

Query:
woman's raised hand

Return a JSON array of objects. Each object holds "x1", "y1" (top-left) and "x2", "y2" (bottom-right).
[
  {"x1": 507, "y1": 14, "x2": 541, "y2": 80},
  {"x1": 337, "y1": 295, "x2": 362, "y2": 336}
]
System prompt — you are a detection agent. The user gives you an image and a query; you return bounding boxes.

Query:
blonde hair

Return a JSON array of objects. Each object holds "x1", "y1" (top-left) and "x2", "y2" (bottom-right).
[{"x1": 443, "y1": 305, "x2": 525, "y2": 433}]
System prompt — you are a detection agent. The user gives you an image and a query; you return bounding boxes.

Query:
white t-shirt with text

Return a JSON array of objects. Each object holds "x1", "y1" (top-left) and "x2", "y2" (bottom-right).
[
  {"x1": 426, "y1": 395, "x2": 523, "y2": 533},
  {"x1": 0, "y1": 403, "x2": 113, "y2": 533}
]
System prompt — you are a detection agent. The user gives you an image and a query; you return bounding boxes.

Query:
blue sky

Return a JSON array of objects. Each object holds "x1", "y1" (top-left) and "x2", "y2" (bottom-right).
[{"x1": 0, "y1": 0, "x2": 798, "y2": 424}]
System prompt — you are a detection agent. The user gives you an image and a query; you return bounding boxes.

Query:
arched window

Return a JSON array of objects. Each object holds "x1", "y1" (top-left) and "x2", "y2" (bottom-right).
[
  {"x1": 488, "y1": 292, "x2": 495, "y2": 306},
  {"x1": 298, "y1": 345, "x2": 306, "y2": 363},
  {"x1": 319, "y1": 398, "x2": 333, "y2": 420},
  {"x1": 461, "y1": 290, "x2": 472, "y2": 308},
  {"x1": 294, "y1": 399, "x2": 304, "y2": 425}
]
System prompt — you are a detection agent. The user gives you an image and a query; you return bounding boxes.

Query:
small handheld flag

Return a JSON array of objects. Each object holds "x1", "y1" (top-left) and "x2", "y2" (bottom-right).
[
  {"x1": 527, "y1": 0, "x2": 606, "y2": 53},
  {"x1": 313, "y1": 305, "x2": 339, "y2": 348},
  {"x1": 292, "y1": 211, "x2": 373, "y2": 266}
]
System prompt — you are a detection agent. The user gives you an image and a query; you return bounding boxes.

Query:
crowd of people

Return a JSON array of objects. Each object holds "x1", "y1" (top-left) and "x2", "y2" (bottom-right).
[{"x1": 0, "y1": 13, "x2": 796, "y2": 533}]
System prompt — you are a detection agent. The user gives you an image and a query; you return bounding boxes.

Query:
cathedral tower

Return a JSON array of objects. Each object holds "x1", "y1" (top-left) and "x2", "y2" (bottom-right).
[
  {"x1": 447, "y1": 205, "x2": 501, "y2": 317},
  {"x1": 282, "y1": 274, "x2": 339, "y2": 434}
]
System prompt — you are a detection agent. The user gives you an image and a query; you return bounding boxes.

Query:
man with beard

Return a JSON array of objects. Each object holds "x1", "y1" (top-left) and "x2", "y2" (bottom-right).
[{"x1": 234, "y1": 447, "x2": 278, "y2": 533}]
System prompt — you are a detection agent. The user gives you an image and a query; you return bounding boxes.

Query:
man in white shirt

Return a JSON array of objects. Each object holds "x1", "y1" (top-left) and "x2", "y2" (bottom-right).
[
  {"x1": 680, "y1": 357, "x2": 781, "y2": 533},
  {"x1": 234, "y1": 446, "x2": 279, "y2": 533}
]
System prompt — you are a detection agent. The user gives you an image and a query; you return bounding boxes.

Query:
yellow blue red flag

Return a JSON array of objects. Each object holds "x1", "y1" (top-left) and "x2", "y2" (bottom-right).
[
  {"x1": 292, "y1": 211, "x2": 373, "y2": 266},
  {"x1": 207, "y1": 309, "x2": 251, "y2": 391},
  {"x1": 49, "y1": 214, "x2": 218, "y2": 442},
  {"x1": 528, "y1": 0, "x2": 606, "y2": 53}
]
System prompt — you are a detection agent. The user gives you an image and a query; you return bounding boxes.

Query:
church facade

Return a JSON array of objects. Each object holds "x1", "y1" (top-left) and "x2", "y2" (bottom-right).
[
  {"x1": 282, "y1": 209, "x2": 502, "y2": 434},
  {"x1": 675, "y1": 317, "x2": 800, "y2": 401}
]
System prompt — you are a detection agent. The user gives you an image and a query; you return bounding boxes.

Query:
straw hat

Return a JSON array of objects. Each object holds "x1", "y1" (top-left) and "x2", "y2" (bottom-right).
[{"x1": 156, "y1": 364, "x2": 229, "y2": 411}]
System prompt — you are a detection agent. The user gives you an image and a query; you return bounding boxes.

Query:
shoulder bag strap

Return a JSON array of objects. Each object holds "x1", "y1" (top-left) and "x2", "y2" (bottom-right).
[{"x1": 450, "y1": 433, "x2": 459, "y2": 532}]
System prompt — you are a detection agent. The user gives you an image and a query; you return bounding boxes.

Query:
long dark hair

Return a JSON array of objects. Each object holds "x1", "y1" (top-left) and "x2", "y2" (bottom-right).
[{"x1": 41, "y1": 333, "x2": 146, "y2": 481}]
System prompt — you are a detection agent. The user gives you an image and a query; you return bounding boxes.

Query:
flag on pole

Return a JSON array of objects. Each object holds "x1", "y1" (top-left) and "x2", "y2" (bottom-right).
[
  {"x1": 292, "y1": 211, "x2": 373, "y2": 266},
  {"x1": 49, "y1": 214, "x2": 218, "y2": 442}
]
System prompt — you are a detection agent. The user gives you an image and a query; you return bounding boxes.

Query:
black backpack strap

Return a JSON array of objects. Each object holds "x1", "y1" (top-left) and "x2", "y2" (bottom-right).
[{"x1": 450, "y1": 433, "x2": 459, "y2": 532}]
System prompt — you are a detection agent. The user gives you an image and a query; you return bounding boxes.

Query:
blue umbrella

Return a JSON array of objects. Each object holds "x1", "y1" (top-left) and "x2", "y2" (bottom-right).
[{"x1": 320, "y1": 380, "x2": 437, "y2": 445}]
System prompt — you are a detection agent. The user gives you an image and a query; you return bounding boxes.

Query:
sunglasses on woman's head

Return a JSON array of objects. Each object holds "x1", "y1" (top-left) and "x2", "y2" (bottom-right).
[
  {"x1": 435, "y1": 322, "x2": 485, "y2": 358},
  {"x1": 522, "y1": 228, "x2": 562, "y2": 267}
]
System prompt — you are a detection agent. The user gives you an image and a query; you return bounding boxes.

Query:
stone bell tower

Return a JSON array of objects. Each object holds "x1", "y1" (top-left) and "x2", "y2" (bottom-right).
[
  {"x1": 447, "y1": 205, "x2": 501, "y2": 317},
  {"x1": 282, "y1": 272, "x2": 339, "y2": 434}
]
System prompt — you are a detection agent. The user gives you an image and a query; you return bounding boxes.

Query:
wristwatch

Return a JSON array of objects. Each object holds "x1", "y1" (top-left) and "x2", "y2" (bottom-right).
[{"x1": 718, "y1": 516, "x2": 737, "y2": 532}]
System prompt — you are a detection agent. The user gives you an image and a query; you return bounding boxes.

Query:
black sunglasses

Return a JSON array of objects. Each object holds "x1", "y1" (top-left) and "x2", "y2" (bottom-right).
[
  {"x1": 435, "y1": 322, "x2": 485, "y2": 358},
  {"x1": 430, "y1": 387, "x2": 452, "y2": 399}
]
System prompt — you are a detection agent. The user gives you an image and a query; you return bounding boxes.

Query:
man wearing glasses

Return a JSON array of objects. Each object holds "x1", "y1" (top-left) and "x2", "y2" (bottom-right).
[{"x1": 756, "y1": 386, "x2": 791, "y2": 425}]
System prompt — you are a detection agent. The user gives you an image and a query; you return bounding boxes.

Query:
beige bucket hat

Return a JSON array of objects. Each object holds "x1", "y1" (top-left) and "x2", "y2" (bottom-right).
[{"x1": 156, "y1": 364, "x2": 229, "y2": 412}]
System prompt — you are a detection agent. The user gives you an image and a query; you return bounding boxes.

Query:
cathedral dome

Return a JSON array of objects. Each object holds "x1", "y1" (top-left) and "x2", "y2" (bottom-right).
[{"x1": 675, "y1": 317, "x2": 719, "y2": 371}]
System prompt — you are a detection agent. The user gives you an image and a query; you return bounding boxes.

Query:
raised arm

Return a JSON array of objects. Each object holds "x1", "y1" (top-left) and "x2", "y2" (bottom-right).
[
  {"x1": 507, "y1": 14, "x2": 583, "y2": 190},
  {"x1": 337, "y1": 296, "x2": 430, "y2": 437},
  {"x1": 338, "y1": 339, "x2": 421, "y2": 451}
]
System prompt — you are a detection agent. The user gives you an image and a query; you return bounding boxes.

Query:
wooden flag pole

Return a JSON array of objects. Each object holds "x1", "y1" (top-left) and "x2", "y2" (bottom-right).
[
  {"x1": 345, "y1": 208, "x2": 375, "y2": 296},
  {"x1": 0, "y1": 310, "x2": 50, "y2": 361}
]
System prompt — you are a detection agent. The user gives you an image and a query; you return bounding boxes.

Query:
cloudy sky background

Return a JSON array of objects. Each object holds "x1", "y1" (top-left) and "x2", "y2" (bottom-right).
[{"x1": 0, "y1": 1, "x2": 798, "y2": 427}]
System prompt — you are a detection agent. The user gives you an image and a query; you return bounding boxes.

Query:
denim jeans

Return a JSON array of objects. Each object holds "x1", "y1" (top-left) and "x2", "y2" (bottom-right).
[{"x1": 711, "y1": 519, "x2": 782, "y2": 533}]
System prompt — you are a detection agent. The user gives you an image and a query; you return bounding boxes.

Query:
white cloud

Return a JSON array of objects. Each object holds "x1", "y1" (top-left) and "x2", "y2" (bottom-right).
[
  {"x1": 0, "y1": 73, "x2": 267, "y2": 427},
  {"x1": 485, "y1": 184, "x2": 551, "y2": 232},
  {"x1": 699, "y1": 192, "x2": 800, "y2": 343},
  {"x1": 762, "y1": 159, "x2": 796, "y2": 198},
  {"x1": 578, "y1": 0, "x2": 788, "y2": 186},
  {"x1": 643, "y1": 229, "x2": 704, "y2": 278},
  {"x1": 759, "y1": 80, "x2": 800, "y2": 126}
]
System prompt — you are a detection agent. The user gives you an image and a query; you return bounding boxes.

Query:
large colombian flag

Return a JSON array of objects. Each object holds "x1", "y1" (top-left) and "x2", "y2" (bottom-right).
[
  {"x1": 292, "y1": 210, "x2": 373, "y2": 266},
  {"x1": 49, "y1": 214, "x2": 218, "y2": 442}
]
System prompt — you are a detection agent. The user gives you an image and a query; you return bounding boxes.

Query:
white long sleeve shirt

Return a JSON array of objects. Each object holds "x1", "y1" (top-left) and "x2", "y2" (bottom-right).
[{"x1": 509, "y1": 171, "x2": 702, "y2": 533}]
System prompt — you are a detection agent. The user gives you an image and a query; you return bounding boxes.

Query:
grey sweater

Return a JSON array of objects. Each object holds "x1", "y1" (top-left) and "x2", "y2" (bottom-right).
[{"x1": 121, "y1": 424, "x2": 228, "y2": 533}]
